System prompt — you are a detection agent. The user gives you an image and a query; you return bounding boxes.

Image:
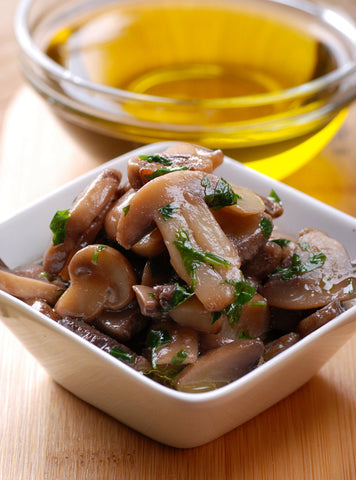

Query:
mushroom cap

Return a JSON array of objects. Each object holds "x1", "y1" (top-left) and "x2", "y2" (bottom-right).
[{"x1": 54, "y1": 244, "x2": 136, "y2": 321}]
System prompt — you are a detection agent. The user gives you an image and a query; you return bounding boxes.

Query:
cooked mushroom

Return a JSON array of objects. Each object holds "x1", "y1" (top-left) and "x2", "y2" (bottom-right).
[
  {"x1": 0, "y1": 266, "x2": 63, "y2": 305},
  {"x1": 92, "y1": 302, "x2": 148, "y2": 343},
  {"x1": 175, "y1": 339, "x2": 264, "y2": 392},
  {"x1": 57, "y1": 316, "x2": 150, "y2": 371},
  {"x1": 169, "y1": 296, "x2": 222, "y2": 333},
  {"x1": 54, "y1": 244, "x2": 136, "y2": 321},
  {"x1": 297, "y1": 300, "x2": 345, "y2": 337},
  {"x1": 219, "y1": 293, "x2": 270, "y2": 339},
  {"x1": 263, "y1": 332, "x2": 300, "y2": 361},
  {"x1": 127, "y1": 144, "x2": 224, "y2": 189},
  {"x1": 146, "y1": 321, "x2": 199, "y2": 367},
  {"x1": 43, "y1": 169, "x2": 122, "y2": 275},
  {"x1": 132, "y1": 285, "x2": 161, "y2": 317},
  {"x1": 261, "y1": 228, "x2": 356, "y2": 309},
  {"x1": 116, "y1": 170, "x2": 243, "y2": 311}
]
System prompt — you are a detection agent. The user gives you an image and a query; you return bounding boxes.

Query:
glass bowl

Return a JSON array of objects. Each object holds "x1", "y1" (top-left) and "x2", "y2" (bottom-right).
[{"x1": 14, "y1": 0, "x2": 356, "y2": 177}]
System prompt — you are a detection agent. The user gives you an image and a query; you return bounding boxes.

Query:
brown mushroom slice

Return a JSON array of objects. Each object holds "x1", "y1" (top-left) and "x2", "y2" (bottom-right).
[
  {"x1": 148, "y1": 321, "x2": 199, "y2": 367},
  {"x1": 127, "y1": 144, "x2": 224, "y2": 188},
  {"x1": 57, "y1": 317, "x2": 150, "y2": 372},
  {"x1": 132, "y1": 285, "x2": 161, "y2": 317},
  {"x1": 92, "y1": 302, "x2": 148, "y2": 343},
  {"x1": 297, "y1": 300, "x2": 345, "y2": 337},
  {"x1": 243, "y1": 241, "x2": 284, "y2": 280},
  {"x1": 198, "y1": 333, "x2": 235, "y2": 353},
  {"x1": 131, "y1": 228, "x2": 166, "y2": 257},
  {"x1": 0, "y1": 267, "x2": 63, "y2": 305},
  {"x1": 43, "y1": 169, "x2": 121, "y2": 275},
  {"x1": 104, "y1": 188, "x2": 136, "y2": 242},
  {"x1": 116, "y1": 170, "x2": 242, "y2": 311},
  {"x1": 215, "y1": 211, "x2": 271, "y2": 264},
  {"x1": 263, "y1": 332, "x2": 300, "y2": 361},
  {"x1": 219, "y1": 293, "x2": 270, "y2": 339},
  {"x1": 261, "y1": 228, "x2": 356, "y2": 309},
  {"x1": 175, "y1": 339, "x2": 264, "y2": 392},
  {"x1": 169, "y1": 296, "x2": 222, "y2": 333},
  {"x1": 27, "y1": 298, "x2": 62, "y2": 321},
  {"x1": 55, "y1": 245, "x2": 136, "y2": 321}
]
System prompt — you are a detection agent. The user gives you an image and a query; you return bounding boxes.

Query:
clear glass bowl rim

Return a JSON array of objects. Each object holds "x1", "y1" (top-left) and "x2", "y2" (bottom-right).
[{"x1": 14, "y1": 0, "x2": 356, "y2": 109}]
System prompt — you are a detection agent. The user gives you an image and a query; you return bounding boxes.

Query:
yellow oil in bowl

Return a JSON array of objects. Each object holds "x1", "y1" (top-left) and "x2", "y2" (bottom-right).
[{"x1": 39, "y1": 0, "x2": 356, "y2": 178}]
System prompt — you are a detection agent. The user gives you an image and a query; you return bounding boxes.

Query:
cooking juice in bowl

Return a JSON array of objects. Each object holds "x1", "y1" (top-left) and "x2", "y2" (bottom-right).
[{"x1": 44, "y1": 0, "x2": 356, "y2": 178}]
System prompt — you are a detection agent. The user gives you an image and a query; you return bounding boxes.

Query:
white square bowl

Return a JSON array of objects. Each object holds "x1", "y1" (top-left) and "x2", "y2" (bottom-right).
[{"x1": 1, "y1": 142, "x2": 356, "y2": 448}]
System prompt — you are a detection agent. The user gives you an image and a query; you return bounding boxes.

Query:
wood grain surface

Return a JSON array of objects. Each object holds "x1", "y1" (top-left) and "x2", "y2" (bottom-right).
[{"x1": 1, "y1": 1, "x2": 356, "y2": 479}]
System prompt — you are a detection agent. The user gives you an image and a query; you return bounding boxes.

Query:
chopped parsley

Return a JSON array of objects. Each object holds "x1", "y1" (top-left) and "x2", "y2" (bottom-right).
[
  {"x1": 92, "y1": 245, "x2": 108, "y2": 263},
  {"x1": 260, "y1": 216, "x2": 273, "y2": 238},
  {"x1": 171, "y1": 349, "x2": 188, "y2": 365},
  {"x1": 166, "y1": 283, "x2": 193, "y2": 310},
  {"x1": 49, "y1": 209, "x2": 70, "y2": 246},
  {"x1": 238, "y1": 330, "x2": 252, "y2": 339},
  {"x1": 159, "y1": 202, "x2": 179, "y2": 222},
  {"x1": 145, "y1": 166, "x2": 188, "y2": 181},
  {"x1": 138, "y1": 154, "x2": 172, "y2": 166},
  {"x1": 123, "y1": 204, "x2": 130, "y2": 216},
  {"x1": 173, "y1": 229, "x2": 231, "y2": 286},
  {"x1": 272, "y1": 251, "x2": 327, "y2": 280},
  {"x1": 109, "y1": 345, "x2": 135, "y2": 364},
  {"x1": 147, "y1": 328, "x2": 172, "y2": 368},
  {"x1": 271, "y1": 238, "x2": 291, "y2": 248},
  {"x1": 212, "y1": 279, "x2": 256, "y2": 327},
  {"x1": 268, "y1": 189, "x2": 282, "y2": 205},
  {"x1": 201, "y1": 175, "x2": 240, "y2": 210}
]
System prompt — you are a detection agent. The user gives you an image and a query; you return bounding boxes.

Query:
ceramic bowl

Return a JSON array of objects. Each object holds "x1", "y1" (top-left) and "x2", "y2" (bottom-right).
[{"x1": 1, "y1": 142, "x2": 356, "y2": 448}]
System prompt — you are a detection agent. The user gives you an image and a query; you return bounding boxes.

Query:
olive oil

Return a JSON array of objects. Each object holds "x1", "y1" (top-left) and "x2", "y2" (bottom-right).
[{"x1": 45, "y1": 1, "x2": 348, "y2": 178}]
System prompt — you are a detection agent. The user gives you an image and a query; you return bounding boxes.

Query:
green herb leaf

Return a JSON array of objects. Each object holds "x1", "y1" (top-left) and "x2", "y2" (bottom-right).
[
  {"x1": 173, "y1": 229, "x2": 231, "y2": 286},
  {"x1": 271, "y1": 238, "x2": 291, "y2": 248},
  {"x1": 171, "y1": 349, "x2": 188, "y2": 365},
  {"x1": 238, "y1": 330, "x2": 252, "y2": 339},
  {"x1": 260, "y1": 216, "x2": 273, "y2": 238},
  {"x1": 167, "y1": 283, "x2": 193, "y2": 310},
  {"x1": 50, "y1": 209, "x2": 71, "y2": 245},
  {"x1": 202, "y1": 176, "x2": 240, "y2": 210},
  {"x1": 298, "y1": 241, "x2": 311, "y2": 252},
  {"x1": 268, "y1": 189, "x2": 282, "y2": 205},
  {"x1": 272, "y1": 251, "x2": 327, "y2": 280},
  {"x1": 212, "y1": 279, "x2": 256, "y2": 327},
  {"x1": 147, "y1": 328, "x2": 172, "y2": 369},
  {"x1": 109, "y1": 346, "x2": 135, "y2": 364},
  {"x1": 249, "y1": 300, "x2": 267, "y2": 306},
  {"x1": 145, "y1": 166, "x2": 188, "y2": 181},
  {"x1": 123, "y1": 204, "x2": 130, "y2": 216},
  {"x1": 159, "y1": 202, "x2": 179, "y2": 222},
  {"x1": 92, "y1": 245, "x2": 108, "y2": 263},
  {"x1": 138, "y1": 154, "x2": 173, "y2": 166},
  {"x1": 344, "y1": 278, "x2": 355, "y2": 295}
]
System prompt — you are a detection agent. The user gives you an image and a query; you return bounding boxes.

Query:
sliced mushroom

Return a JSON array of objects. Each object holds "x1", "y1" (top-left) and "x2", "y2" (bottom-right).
[
  {"x1": 218, "y1": 293, "x2": 270, "y2": 339},
  {"x1": 214, "y1": 211, "x2": 271, "y2": 264},
  {"x1": 261, "y1": 228, "x2": 356, "y2": 309},
  {"x1": 57, "y1": 316, "x2": 150, "y2": 371},
  {"x1": 169, "y1": 295, "x2": 222, "y2": 333},
  {"x1": 104, "y1": 188, "x2": 136, "y2": 242},
  {"x1": 147, "y1": 321, "x2": 199, "y2": 367},
  {"x1": 92, "y1": 302, "x2": 148, "y2": 343},
  {"x1": 131, "y1": 228, "x2": 166, "y2": 257},
  {"x1": 127, "y1": 144, "x2": 224, "y2": 189},
  {"x1": 297, "y1": 300, "x2": 345, "y2": 337},
  {"x1": 54, "y1": 244, "x2": 136, "y2": 321},
  {"x1": 243, "y1": 241, "x2": 284, "y2": 280},
  {"x1": 43, "y1": 169, "x2": 122, "y2": 275},
  {"x1": 263, "y1": 332, "x2": 300, "y2": 361},
  {"x1": 116, "y1": 170, "x2": 242, "y2": 311},
  {"x1": 132, "y1": 285, "x2": 161, "y2": 317},
  {"x1": 27, "y1": 298, "x2": 62, "y2": 321},
  {"x1": 0, "y1": 266, "x2": 63, "y2": 305},
  {"x1": 175, "y1": 339, "x2": 264, "y2": 392}
]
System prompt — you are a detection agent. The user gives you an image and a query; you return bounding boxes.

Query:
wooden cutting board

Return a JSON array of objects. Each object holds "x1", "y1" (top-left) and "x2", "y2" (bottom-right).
[{"x1": 1, "y1": 86, "x2": 356, "y2": 479}]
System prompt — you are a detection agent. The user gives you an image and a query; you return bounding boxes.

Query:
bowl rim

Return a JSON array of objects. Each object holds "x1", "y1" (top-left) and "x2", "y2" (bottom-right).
[{"x1": 14, "y1": 0, "x2": 356, "y2": 108}]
